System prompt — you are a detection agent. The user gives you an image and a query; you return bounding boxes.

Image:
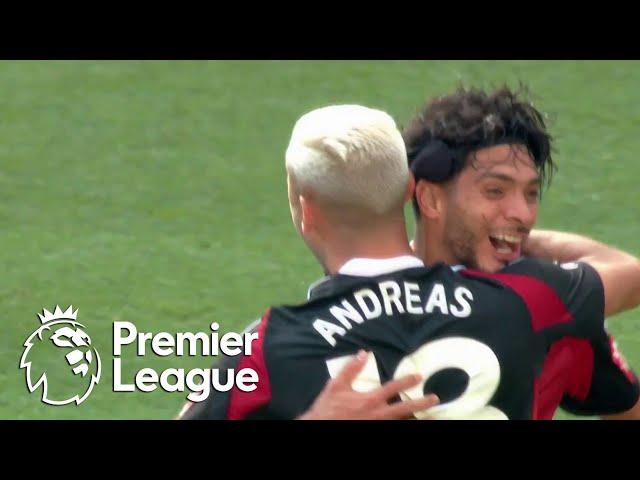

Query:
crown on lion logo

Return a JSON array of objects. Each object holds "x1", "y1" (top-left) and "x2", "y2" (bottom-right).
[{"x1": 37, "y1": 305, "x2": 78, "y2": 324}]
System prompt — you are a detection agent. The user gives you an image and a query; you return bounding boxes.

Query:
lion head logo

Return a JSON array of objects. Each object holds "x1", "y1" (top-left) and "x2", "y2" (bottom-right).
[{"x1": 19, "y1": 306, "x2": 101, "y2": 406}]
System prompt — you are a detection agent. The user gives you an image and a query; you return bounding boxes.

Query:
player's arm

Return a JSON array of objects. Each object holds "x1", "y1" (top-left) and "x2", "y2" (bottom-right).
[
  {"x1": 559, "y1": 330, "x2": 640, "y2": 419},
  {"x1": 523, "y1": 229, "x2": 640, "y2": 317},
  {"x1": 599, "y1": 335, "x2": 640, "y2": 419},
  {"x1": 298, "y1": 351, "x2": 439, "y2": 420},
  {"x1": 498, "y1": 257, "x2": 640, "y2": 418}
]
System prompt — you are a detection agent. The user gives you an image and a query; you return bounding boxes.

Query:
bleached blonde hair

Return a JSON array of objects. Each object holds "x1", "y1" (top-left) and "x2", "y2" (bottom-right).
[{"x1": 285, "y1": 104, "x2": 408, "y2": 215}]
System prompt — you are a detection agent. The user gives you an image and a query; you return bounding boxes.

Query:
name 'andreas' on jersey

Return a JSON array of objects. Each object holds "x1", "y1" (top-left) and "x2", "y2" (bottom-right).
[{"x1": 313, "y1": 280, "x2": 474, "y2": 347}]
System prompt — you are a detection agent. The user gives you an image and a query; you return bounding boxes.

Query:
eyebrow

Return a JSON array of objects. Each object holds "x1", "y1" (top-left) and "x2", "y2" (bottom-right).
[{"x1": 476, "y1": 172, "x2": 540, "y2": 185}]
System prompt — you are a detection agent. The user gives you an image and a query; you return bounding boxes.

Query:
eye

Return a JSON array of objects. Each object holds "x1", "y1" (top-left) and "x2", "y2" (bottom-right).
[
  {"x1": 485, "y1": 188, "x2": 504, "y2": 198},
  {"x1": 526, "y1": 189, "x2": 540, "y2": 202}
]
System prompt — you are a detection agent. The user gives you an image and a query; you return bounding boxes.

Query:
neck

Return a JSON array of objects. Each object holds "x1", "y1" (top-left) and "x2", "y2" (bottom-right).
[
  {"x1": 321, "y1": 220, "x2": 414, "y2": 274},
  {"x1": 414, "y1": 220, "x2": 457, "y2": 266}
]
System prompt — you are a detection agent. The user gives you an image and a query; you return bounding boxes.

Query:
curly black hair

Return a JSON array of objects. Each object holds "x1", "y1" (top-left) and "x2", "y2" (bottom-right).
[{"x1": 403, "y1": 85, "x2": 555, "y2": 217}]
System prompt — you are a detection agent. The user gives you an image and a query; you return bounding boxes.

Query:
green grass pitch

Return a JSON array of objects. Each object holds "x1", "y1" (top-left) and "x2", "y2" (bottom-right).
[{"x1": 2, "y1": 61, "x2": 638, "y2": 419}]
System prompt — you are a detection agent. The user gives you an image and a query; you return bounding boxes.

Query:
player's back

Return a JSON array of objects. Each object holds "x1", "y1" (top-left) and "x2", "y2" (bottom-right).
[
  {"x1": 180, "y1": 256, "x2": 637, "y2": 420},
  {"x1": 239, "y1": 262, "x2": 546, "y2": 420}
]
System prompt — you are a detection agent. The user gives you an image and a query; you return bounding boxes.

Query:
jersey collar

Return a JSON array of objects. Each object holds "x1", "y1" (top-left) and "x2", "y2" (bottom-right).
[
  {"x1": 338, "y1": 255, "x2": 425, "y2": 276},
  {"x1": 307, "y1": 256, "x2": 425, "y2": 301}
]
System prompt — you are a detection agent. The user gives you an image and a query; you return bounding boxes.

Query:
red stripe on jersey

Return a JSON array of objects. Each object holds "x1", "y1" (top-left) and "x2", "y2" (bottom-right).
[
  {"x1": 461, "y1": 269, "x2": 594, "y2": 419},
  {"x1": 534, "y1": 338, "x2": 593, "y2": 419},
  {"x1": 226, "y1": 309, "x2": 272, "y2": 420},
  {"x1": 461, "y1": 269, "x2": 573, "y2": 331}
]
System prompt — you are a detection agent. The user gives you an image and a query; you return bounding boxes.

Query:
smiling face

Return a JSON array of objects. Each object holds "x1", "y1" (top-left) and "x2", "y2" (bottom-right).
[
  {"x1": 404, "y1": 85, "x2": 553, "y2": 272},
  {"x1": 436, "y1": 143, "x2": 540, "y2": 272}
]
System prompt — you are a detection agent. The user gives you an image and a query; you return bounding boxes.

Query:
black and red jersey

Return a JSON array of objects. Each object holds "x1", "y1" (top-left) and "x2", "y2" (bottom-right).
[{"x1": 181, "y1": 258, "x2": 638, "y2": 420}]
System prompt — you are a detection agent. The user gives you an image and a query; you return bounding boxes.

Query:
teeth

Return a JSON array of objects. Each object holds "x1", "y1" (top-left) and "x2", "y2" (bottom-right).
[{"x1": 491, "y1": 234, "x2": 522, "y2": 244}]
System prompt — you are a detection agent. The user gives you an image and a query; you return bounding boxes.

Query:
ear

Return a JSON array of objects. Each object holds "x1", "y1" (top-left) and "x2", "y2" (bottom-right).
[
  {"x1": 414, "y1": 179, "x2": 445, "y2": 220},
  {"x1": 299, "y1": 194, "x2": 314, "y2": 235},
  {"x1": 404, "y1": 172, "x2": 416, "y2": 204}
]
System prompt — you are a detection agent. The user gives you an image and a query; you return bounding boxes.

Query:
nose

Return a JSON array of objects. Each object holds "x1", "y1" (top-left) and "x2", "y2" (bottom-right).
[{"x1": 502, "y1": 193, "x2": 536, "y2": 227}]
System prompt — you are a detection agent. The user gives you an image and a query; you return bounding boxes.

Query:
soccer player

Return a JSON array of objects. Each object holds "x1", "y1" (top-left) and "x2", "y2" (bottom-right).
[
  {"x1": 300, "y1": 86, "x2": 640, "y2": 420},
  {"x1": 402, "y1": 86, "x2": 640, "y2": 419},
  {"x1": 180, "y1": 103, "x2": 637, "y2": 420}
]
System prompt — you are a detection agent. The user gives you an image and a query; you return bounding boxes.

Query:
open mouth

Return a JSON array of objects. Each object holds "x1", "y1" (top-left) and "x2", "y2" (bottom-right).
[{"x1": 489, "y1": 233, "x2": 522, "y2": 259}]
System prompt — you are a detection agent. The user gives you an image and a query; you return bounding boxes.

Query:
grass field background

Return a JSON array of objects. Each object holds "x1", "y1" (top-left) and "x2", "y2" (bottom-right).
[{"x1": 1, "y1": 61, "x2": 638, "y2": 419}]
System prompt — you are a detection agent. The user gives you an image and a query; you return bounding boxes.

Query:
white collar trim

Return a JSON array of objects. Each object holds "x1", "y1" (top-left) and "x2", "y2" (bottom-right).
[{"x1": 338, "y1": 255, "x2": 424, "y2": 277}]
